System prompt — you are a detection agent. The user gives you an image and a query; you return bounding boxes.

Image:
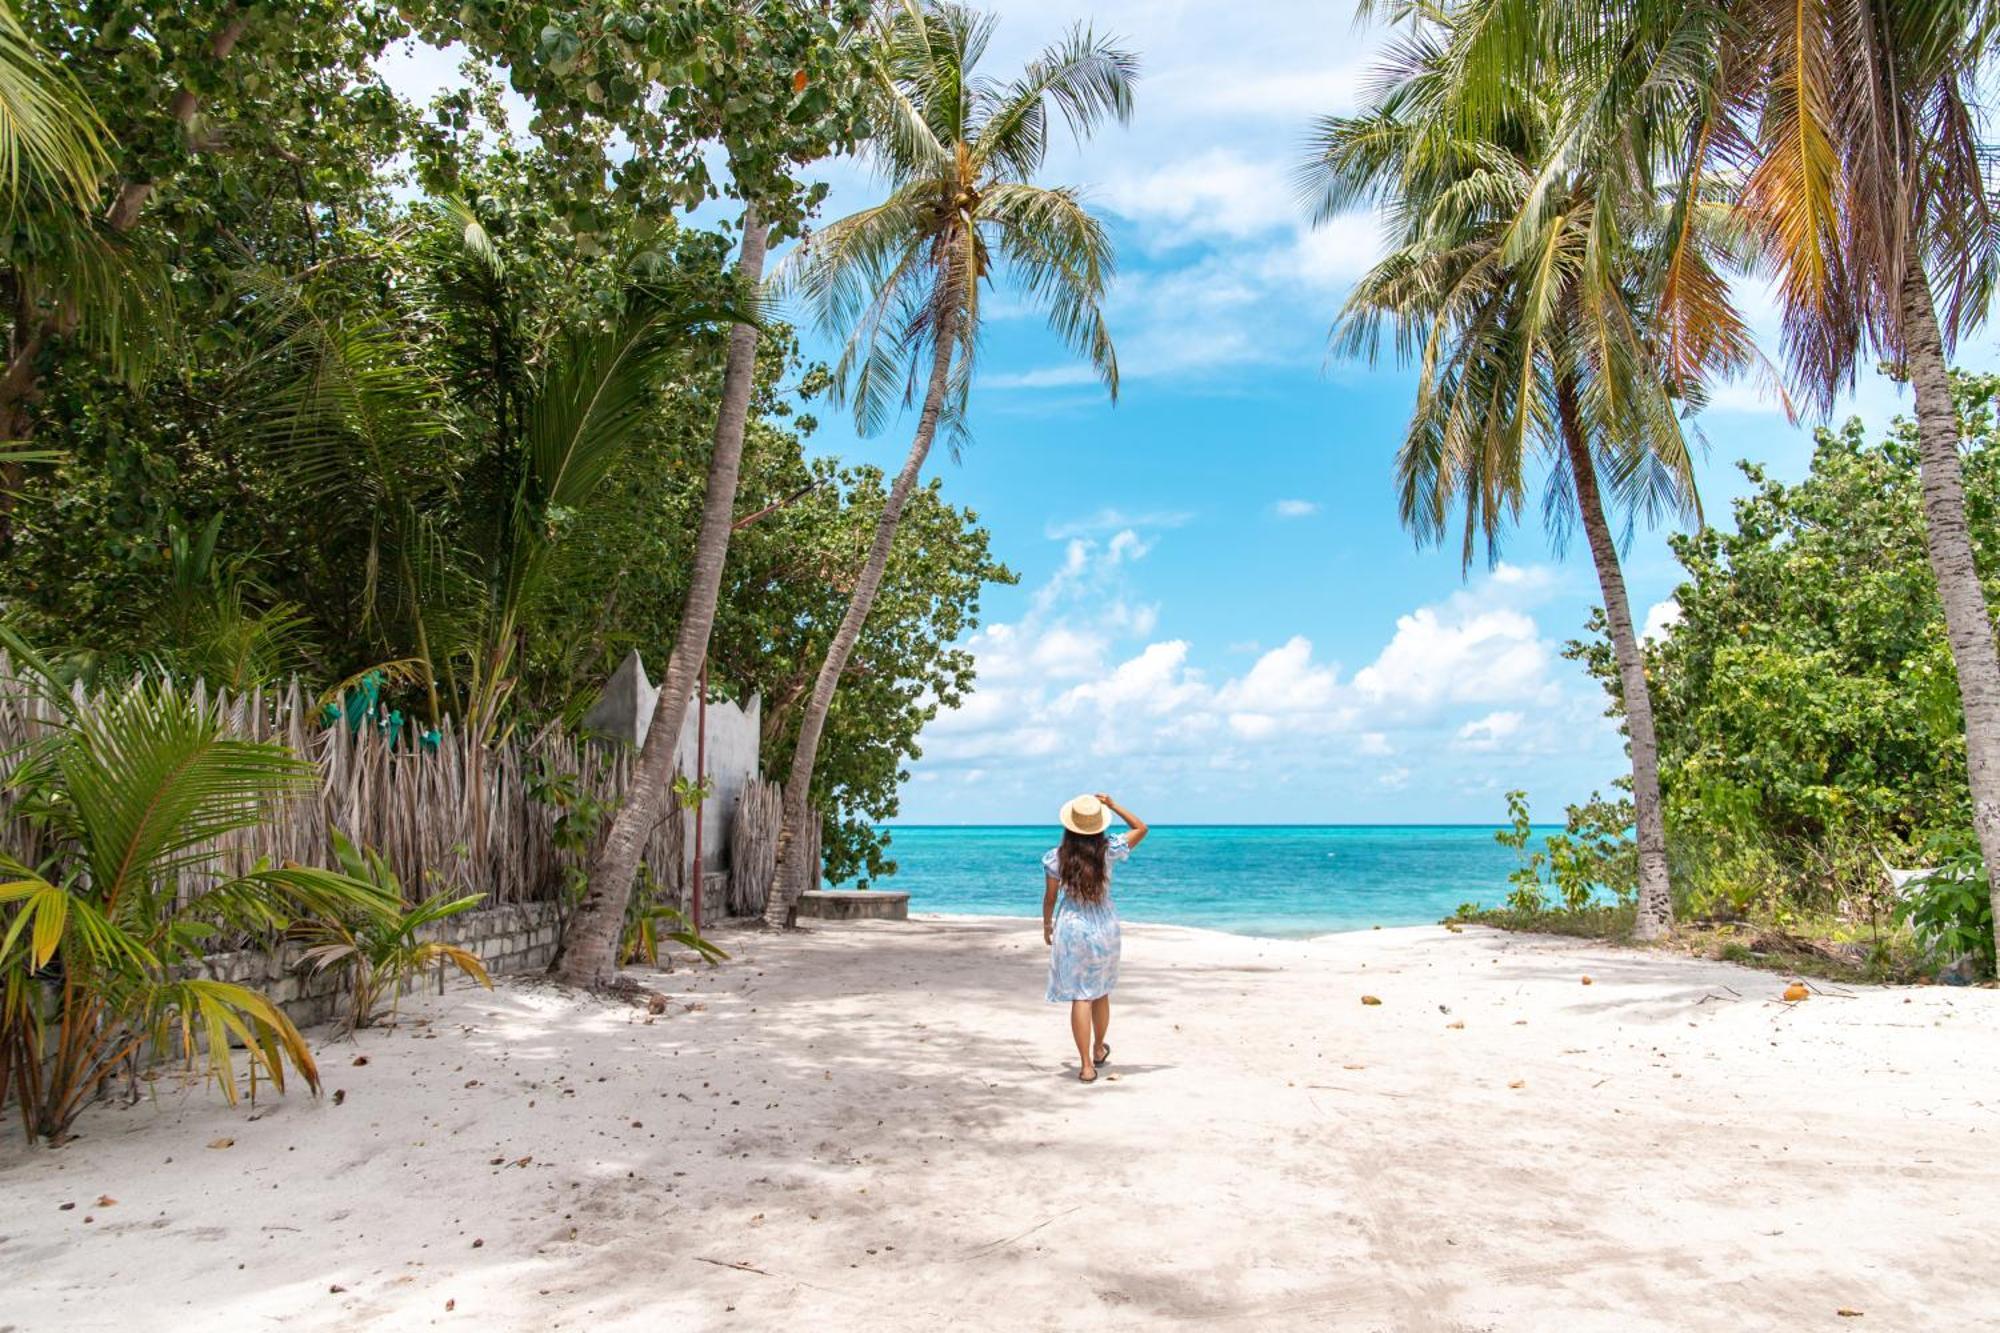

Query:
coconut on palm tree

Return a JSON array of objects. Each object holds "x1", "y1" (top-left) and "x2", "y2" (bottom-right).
[
  {"x1": 760, "y1": 0, "x2": 1136, "y2": 926},
  {"x1": 1301, "y1": 20, "x2": 1765, "y2": 938}
]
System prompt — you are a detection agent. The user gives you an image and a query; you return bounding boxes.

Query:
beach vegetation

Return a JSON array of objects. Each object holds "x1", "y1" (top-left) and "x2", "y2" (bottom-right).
[
  {"x1": 291, "y1": 833, "x2": 492, "y2": 1034},
  {"x1": 1537, "y1": 374, "x2": 2000, "y2": 980},
  {"x1": 1424, "y1": 0, "x2": 2000, "y2": 961},
  {"x1": 622, "y1": 864, "x2": 728, "y2": 970},
  {"x1": 0, "y1": 639, "x2": 393, "y2": 1145},
  {"x1": 0, "y1": 0, "x2": 1010, "y2": 992}
]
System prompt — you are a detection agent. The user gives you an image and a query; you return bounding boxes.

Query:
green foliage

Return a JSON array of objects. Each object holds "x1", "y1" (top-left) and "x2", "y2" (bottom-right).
[
  {"x1": 291, "y1": 832, "x2": 492, "y2": 1032},
  {"x1": 1569, "y1": 372, "x2": 2000, "y2": 916},
  {"x1": 2, "y1": 64, "x2": 1009, "y2": 866},
  {"x1": 524, "y1": 756, "x2": 617, "y2": 907},
  {"x1": 429, "y1": 0, "x2": 872, "y2": 234},
  {"x1": 1487, "y1": 788, "x2": 1639, "y2": 917},
  {"x1": 0, "y1": 634, "x2": 393, "y2": 1144},
  {"x1": 1896, "y1": 832, "x2": 1996, "y2": 978},
  {"x1": 620, "y1": 863, "x2": 727, "y2": 970},
  {"x1": 532, "y1": 373, "x2": 1014, "y2": 884},
  {"x1": 671, "y1": 773, "x2": 715, "y2": 811}
]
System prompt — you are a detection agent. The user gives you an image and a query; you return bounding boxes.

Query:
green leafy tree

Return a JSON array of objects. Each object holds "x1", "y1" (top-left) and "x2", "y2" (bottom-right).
[
  {"x1": 763, "y1": 0, "x2": 1135, "y2": 925},
  {"x1": 1571, "y1": 372, "x2": 2000, "y2": 924}
]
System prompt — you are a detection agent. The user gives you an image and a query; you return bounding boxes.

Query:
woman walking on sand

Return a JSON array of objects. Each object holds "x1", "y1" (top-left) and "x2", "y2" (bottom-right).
[{"x1": 1043, "y1": 793, "x2": 1148, "y2": 1083}]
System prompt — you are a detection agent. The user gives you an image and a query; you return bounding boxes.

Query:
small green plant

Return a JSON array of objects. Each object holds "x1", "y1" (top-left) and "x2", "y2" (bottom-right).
[
  {"x1": 526, "y1": 756, "x2": 618, "y2": 906},
  {"x1": 671, "y1": 773, "x2": 715, "y2": 811},
  {"x1": 292, "y1": 832, "x2": 492, "y2": 1031},
  {"x1": 0, "y1": 638, "x2": 394, "y2": 1145},
  {"x1": 621, "y1": 862, "x2": 728, "y2": 969},
  {"x1": 1895, "y1": 831, "x2": 1996, "y2": 978},
  {"x1": 1495, "y1": 789, "x2": 1550, "y2": 913}
]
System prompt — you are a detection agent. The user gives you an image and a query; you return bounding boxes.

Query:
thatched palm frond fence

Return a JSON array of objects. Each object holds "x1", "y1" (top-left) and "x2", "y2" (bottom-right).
[{"x1": 0, "y1": 656, "x2": 815, "y2": 922}]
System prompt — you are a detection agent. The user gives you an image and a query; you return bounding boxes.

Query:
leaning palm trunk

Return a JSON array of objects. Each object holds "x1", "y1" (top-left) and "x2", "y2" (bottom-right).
[
  {"x1": 555, "y1": 216, "x2": 771, "y2": 986},
  {"x1": 1900, "y1": 256, "x2": 2000, "y2": 960},
  {"x1": 764, "y1": 299, "x2": 962, "y2": 927},
  {"x1": 1558, "y1": 383, "x2": 1673, "y2": 938}
]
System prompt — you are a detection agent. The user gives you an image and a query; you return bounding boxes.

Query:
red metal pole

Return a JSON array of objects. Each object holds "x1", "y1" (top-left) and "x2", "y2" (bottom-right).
[{"x1": 692, "y1": 658, "x2": 707, "y2": 928}]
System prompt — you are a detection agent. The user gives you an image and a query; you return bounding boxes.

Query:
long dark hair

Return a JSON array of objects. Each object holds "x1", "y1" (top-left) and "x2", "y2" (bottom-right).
[{"x1": 1057, "y1": 830, "x2": 1110, "y2": 905}]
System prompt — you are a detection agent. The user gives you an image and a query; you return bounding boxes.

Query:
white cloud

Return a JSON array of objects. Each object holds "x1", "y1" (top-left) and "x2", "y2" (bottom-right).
[
  {"x1": 1106, "y1": 528, "x2": 1153, "y2": 564},
  {"x1": 918, "y1": 561, "x2": 1577, "y2": 802},
  {"x1": 1215, "y1": 636, "x2": 1347, "y2": 738},
  {"x1": 1641, "y1": 599, "x2": 1682, "y2": 645},
  {"x1": 1273, "y1": 498, "x2": 1321, "y2": 519},
  {"x1": 1352, "y1": 599, "x2": 1555, "y2": 714},
  {"x1": 1098, "y1": 148, "x2": 1298, "y2": 244},
  {"x1": 1045, "y1": 508, "x2": 1195, "y2": 539},
  {"x1": 1456, "y1": 711, "x2": 1525, "y2": 751}
]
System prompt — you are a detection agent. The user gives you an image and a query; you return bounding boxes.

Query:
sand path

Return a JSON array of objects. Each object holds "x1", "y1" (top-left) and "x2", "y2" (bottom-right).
[{"x1": 3, "y1": 918, "x2": 1996, "y2": 1331}]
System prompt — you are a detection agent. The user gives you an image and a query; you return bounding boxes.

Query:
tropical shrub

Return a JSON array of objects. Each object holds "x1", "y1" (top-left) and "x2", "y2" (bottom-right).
[
  {"x1": 291, "y1": 832, "x2": 491, "y2": 1032},
  {"x1": 1570, "y1": 375, "x2": 2000, "y2": 919},
  {"x1": 1896, "y1": 832, "x2": 1996, "y2": 979},
  {"x1": 0, "y1": 642, "x2": 392, "y2": 1145},
  {"x1": 1485, "y1": 789, "x2": 1638, "y2": 917},
  {"x1": 621, "y1": 863, "x2": 728, "y2": 970}
]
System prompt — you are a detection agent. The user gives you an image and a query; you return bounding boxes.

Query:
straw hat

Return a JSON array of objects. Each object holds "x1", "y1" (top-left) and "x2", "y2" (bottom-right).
[{"x1": 1059, "y1": 793, "x2": 1108, "y2": 836}]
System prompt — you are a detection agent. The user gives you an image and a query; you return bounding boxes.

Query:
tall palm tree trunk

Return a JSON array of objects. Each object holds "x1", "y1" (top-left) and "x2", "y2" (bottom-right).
[
  {"x1": 763, "y1": 297, "x2": 962, "y2": 927},
  {"x1": 1558, "y1": 380, "x2": 1673, "y2": 938},
  {"x1": 554, "y1": 215, "x2": 770, "y2": 987},
  {"x1": 1900, "y1": 252, "x2": 2000, "y2": 961}
]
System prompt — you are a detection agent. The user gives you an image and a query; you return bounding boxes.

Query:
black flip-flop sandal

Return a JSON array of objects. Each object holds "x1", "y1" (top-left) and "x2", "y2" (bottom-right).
[
  {"x1": 1094, "y1": 1043, "x2": 1110, "y2": 1066},
  {"x1": 1078, "y1": 1066, "x2": 1097, "y2": 1083}
]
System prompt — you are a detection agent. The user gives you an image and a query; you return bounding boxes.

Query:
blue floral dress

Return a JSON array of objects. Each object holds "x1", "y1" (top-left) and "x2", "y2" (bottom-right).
[{"x1": 1044, "y1": 833, "x2": 1131, "y2": 1002}]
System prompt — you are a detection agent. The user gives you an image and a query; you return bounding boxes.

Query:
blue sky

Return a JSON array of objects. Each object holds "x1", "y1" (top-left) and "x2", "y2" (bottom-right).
[
  {"x1": 789, "y1": 0, "x2": 1982, "y2": 827},
  {"x1": 385, "y1": 3, "x2": 1985, "y2": 827}
]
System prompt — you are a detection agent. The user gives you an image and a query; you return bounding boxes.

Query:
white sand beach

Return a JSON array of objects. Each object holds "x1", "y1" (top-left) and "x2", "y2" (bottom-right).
[{"x1": 4, "y1": 917, "x2": 1996, "y2": 1332}]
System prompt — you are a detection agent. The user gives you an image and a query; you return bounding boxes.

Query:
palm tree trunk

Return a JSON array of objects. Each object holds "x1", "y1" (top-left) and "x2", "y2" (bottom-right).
[
  {"x1": 763, "y1": 299, "x2": 962, "y2": 927},
  {"x1": 553, "y1": 214, "x2": 771, "y2": 987},
  {"x1": 1557, "y1": 380, "x2": 1673, "y2": 939},
  {"x1": 1900, "y1": 254, "x2": 2000, "y2": 963}
]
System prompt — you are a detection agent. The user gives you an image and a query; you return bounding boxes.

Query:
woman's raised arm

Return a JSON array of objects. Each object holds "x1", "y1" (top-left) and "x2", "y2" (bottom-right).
[{"x1": 1096, "y1": 793, "x2": 1148, "y2": 849}]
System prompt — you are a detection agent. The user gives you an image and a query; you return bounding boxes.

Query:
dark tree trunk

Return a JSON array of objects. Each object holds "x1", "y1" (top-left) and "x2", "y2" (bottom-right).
[
  {"x1": 763, "y1": 289, "x2": 962, "y2": 927},
  {"x1": 554, "y1": 215, "x2": 771, "y2": 986}
]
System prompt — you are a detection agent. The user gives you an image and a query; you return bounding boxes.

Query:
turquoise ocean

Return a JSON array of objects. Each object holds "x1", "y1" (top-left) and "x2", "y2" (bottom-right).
[{"x1": 873, "y1": 824, "x2": 1550, "y2": 938}]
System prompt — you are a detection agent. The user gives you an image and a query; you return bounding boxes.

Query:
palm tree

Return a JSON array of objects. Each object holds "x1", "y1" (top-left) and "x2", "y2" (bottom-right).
[
  {"x1": 555, "y1": 216, "x2": 772, "y2": 985},
  {"x1": 0, "y1": 634, "x2": 394, "y2": 1145},
  {"x1": 1301, "y1": 21, "x2": 1764, "y2": 938},
  {"x1": 760, "y1": 0, "x2": 1134, "y2": 926},
  {"x1": 0, "y1": 0, "x2": 124, "y2": 509},
  {"x1": 1436, "y1": 0, "x2": 2000, "y2": 959}
]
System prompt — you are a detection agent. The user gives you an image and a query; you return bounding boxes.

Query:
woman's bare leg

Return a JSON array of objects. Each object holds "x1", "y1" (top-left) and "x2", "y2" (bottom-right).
[
  {"x1": 1090, "y1": 996, "x2": 1110, "y2": 1061},
  {"x1": 1069, "y1": 1000, "x2": 1095, "y2": 1077}
]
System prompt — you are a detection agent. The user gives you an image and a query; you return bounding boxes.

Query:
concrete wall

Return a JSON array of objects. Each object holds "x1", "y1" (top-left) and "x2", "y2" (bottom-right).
[
  {"x1": 674, "y1": 691, "x2": 760, "y2": 875},
  {"x1": 194, "y1": 902, "x2": 563, "y2": 1031},
  {"x1": 578, "y1": 649, "x2": 762, "y2": 877}
]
